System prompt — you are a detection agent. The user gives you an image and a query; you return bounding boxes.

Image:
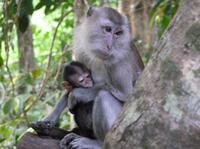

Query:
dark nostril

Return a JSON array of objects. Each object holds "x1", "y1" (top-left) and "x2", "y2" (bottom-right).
[{"x1": 107, "y1": 45, "x2": 111, "y2": 50}]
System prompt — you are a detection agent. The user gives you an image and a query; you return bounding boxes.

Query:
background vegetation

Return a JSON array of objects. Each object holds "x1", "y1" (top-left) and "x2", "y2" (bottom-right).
[{"x1": 0, "y1": 0, "x2": 179, "y2": 148}]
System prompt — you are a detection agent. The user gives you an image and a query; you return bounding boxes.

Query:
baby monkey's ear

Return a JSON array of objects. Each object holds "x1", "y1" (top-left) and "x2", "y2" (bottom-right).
[
  {"x1": 63, "y1": 81, "x2": 73, "y2": 92},
  {"x1": 87, "y1": 6, "x2": 94, "y2": 17}
]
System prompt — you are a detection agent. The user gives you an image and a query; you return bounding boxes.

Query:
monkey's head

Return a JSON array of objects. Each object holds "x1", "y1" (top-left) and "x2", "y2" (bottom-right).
[
  {"x1": 73, "y1": 7, "x2": 131, "y2": 64},
  {"x1": 63, "y1": 61, "x2": 94, "y2": 90}
]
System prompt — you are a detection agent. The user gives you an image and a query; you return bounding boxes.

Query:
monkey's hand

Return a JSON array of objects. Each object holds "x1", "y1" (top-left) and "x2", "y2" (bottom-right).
[
  {"x1": 60, "y1": 133, "x2": 80, "y2": 149},
  {"x1": 68, "y1": 87, "x2": 97, "y2": 110},
  {"x1": 60, "y1": 133, "x2": 100, "y2": 149},
  {"x1": 29, "y1": 121, "x2": 55, "y2": 136},
  {"x1": 105, "y1": 83, "x2": 127, "y2": 102},
  {"x1": 63, "y1": 81, "x2": 73, "y2": 92}
]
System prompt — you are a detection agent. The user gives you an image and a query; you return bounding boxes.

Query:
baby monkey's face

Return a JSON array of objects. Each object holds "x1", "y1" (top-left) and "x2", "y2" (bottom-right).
[
  {"x1": 65, "y1": 62, "x2": 94, "y2": 88},
  {"x1": 77, "y1": 72, "x2": 93, "y2": 88}
]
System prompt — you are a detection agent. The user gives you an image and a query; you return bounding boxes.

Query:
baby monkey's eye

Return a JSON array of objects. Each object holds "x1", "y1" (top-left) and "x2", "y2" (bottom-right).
[
  {"x1": 78, "y1": 77, "x2": 84, "y2": 83},
  {"x1": 83, "y1": 73, "x2": 90, "y2": 78},
  {"x1": 86, "y1": 74, "x2": 90, "y2": 78}
]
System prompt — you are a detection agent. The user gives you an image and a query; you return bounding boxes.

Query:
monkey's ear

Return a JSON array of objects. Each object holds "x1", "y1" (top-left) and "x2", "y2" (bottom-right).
[
  {"x1": 63, "y1": 81, "x2": 72, "y2": 91},
  {"x1": 87, "y1": 7, "x2": 94, "y2": 17}
]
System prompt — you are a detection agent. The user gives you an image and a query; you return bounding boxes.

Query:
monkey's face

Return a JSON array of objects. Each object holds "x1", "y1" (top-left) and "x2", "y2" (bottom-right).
[
  {"x1": 84, "y1": 7, "x2": 131, "y2": 64},
  {"x1": 77, "y1": 72, "x2": 93, "y2": 88},
  {"x1": 64, "y1": 62, "x2": 94, "y2": 89},
  {"x1": 69, "y1": 68, "x2": 93, "y2": 88}
]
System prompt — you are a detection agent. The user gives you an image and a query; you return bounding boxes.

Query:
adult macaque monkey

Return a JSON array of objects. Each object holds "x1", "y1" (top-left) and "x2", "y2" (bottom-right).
[{"x1": 60, "y1": 7, "x2": 144, "y2": 149}]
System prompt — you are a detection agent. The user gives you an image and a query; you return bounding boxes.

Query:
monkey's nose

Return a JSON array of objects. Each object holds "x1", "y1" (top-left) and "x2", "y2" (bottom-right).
[
  {"x1": 106, "y1": 35, "x2": 113, "y2": 50},
  {"x1": 107, "y1": 44, "x2": 112, "y2": 51},
  {"x1": 101, "y1": 50, "x2": 110, "y2": 57}
]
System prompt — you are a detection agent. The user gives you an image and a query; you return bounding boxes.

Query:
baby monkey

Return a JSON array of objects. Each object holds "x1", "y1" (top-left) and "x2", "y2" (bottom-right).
[
  {"x1": 62, "y1": 61, "x2": 98, "y2": 139},
  {"x1": 31, "y1": 61, "x2": 97, "y2": 139},
  {"x1": 63, "y1": 61, "x2": 95, "y2": 111}
]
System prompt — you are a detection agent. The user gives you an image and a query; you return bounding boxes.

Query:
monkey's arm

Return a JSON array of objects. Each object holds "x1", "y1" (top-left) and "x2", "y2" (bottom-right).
[
  {"x1": 109, "y1": 64, "x2": 134, "y2": 102},
  {"x1": 106, "y1": 84, "x2": 128, "y2": 102},
  {"x1": 31, "y1": 93, "x2": 68, "y2": 136},
  {"x1": 43, "y1": 93, "x2": 68, "y2": 124},
  {"x1": 68, "y1": 84, "x2": 103, "y2": 110},
  {"x1": 32, "y1": 93, "x2": 68, "y2": 128}
]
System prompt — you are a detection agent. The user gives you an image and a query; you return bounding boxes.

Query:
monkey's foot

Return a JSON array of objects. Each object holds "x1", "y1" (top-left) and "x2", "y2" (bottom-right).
[
  {"x1": 29, "y1": 121, "x2": 55, "y2": 136},
  {"x1": 60, "y1": 133, "x2": 101, "y2": 149},
  {"x1": 60, "y1": 133, "x2": 79, "y2": 149}
]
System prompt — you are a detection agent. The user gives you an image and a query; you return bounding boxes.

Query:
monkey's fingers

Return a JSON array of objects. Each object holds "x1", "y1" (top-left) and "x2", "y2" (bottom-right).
[
  {"x1": 29, "y1": 122, "x2": 44, "y2": 135},
  {"x1": 66, "y1": 86, "x2": 73, "y2": 92},
  {"x1": 29, "y1": 121, "x2": 54, "y2": 135},
  {"x1": 60, "y1": 133, "x2": 80, "y2": 149}
]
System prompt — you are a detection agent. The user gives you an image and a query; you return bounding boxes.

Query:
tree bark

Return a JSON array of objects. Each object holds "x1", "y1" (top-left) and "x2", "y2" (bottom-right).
[
  {"x1": 100, "y1": 0, "x2": 108, "y2": 6},
  {"x1": 73, "y1": 0, "x2": 88, "y2": 26},
  {"x1": 17, "y1": 25, "x2": 36, "y2": 72},
  {"x1": 17, "y1": 132, "x2": 60, "y2": 149},
  {"x1": 104, "y1": 0, "x2": 200, "y2": 148}
]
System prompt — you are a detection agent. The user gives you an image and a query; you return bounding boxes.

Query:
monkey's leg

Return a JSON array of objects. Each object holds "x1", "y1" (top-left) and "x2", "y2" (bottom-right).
[
  {"x1": 30, "y1": 123, "x2": 69, "y2": 140},
  {"x1": 93, "y1": 90, "x2": 122, "y2": 141},
  {"x1": 30, "y1": 123, "x2": 87, "y2": 140},
  {"x1": 60, "y1": 90, "x2": 122, "y2": 149}
]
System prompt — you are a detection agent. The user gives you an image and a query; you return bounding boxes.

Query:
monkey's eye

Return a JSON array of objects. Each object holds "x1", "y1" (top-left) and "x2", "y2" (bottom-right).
[
  {"x1": 115, "y1": 30, "x2": 123, "y2": 36},
  {"x1": 85, "y1": 74, "x2": 90, "y2": 78},
  {"x1": 78, "y1": 77, "x2": 84, "y2": 83},
  {"x1": 103, "y1": 26, "x2": 112, "y2": 33}
]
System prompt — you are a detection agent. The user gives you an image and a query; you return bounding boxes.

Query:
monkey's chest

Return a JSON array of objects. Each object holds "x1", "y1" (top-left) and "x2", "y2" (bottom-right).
[
  {"x1": 91, "y1": 64, "x2": 110, "y2": 84},
  {"x1": 72, "y1": 101, "x2": 94, "y2": 137}
]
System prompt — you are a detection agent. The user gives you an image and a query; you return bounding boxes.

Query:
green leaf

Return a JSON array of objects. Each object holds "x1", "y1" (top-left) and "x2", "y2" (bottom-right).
[
  {"x1": 35, "y1": 1, "x2": 44, "y2": 10},
  {"x1": 161, "y1": 16, "x2": 170, "y2": 30},
  {"x1": 44, "y1": 5, "x2": 51, "y2": 14},
  {"x1": 3, "y1": 99, "x2": 15, "y2": 114},
  {"x1": 31, "y1": 68, "x2": 42, "y2": 79},
  {"x1": 24, "y1": 0, "x2": 34, "y2": 15},
  {"x1": 0, "y1": 125, "x2": 12, "y2": 142},
  {"x1": 0, "y1": 55, "x2": 3, "y2": 68},
  {"x1": 24, "y1": 95, "x2": 35, "y2": 111}
]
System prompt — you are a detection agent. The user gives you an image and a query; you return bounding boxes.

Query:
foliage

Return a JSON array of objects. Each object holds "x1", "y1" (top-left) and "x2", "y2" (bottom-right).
[
  {"x1": 150, "y1": 0, "x2": 180, "y2": 39},
  {"x1": 0, "y1": 0, "x2": 74, "y2": 148}
]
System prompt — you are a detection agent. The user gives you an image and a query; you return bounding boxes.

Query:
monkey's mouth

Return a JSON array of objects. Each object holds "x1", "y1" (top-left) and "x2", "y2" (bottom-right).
[
  {"x1": 84, "y1": 80, "x2": 93, "y2": 88},
  {"x1": 93, "y1": 50, "x2": 111, "y2": 60}
]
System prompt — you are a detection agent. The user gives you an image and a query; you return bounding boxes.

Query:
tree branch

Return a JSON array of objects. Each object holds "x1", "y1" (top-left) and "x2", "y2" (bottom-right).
[
  {"x1": 25, "y1": 9, "x2": 73, "y2": 113},
  {"x1": 3, "y1": 0, "x2": 15, "y2": 95}
]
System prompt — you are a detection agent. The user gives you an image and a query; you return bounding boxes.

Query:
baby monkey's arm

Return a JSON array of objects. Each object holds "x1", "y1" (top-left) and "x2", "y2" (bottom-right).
[{"x1": 67, "y1": 83, "x2": 104, "y2": 110}]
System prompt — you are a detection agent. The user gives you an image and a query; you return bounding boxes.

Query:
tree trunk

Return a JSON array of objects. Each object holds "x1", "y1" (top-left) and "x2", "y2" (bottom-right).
[
  {"x1": 118, "y1": 0, "x2": 153, "y2": 54},
  {"x1": 100, "y1": 0, "x2": 108, "y2": 6},
  {"x1": 17, "y1": 25, "x2": 36, "y2": 72},
  {"x1": 104, "y1": 0, "x2": 200, "y2": 148},
  {"x1": 73, "y1": 0, "x2": 88, "y2": 26}
]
